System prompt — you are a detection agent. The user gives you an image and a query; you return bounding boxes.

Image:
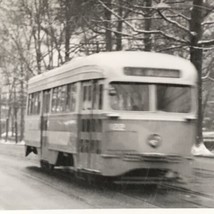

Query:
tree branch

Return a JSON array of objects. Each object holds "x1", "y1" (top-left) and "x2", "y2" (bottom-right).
[
  {"x1": 98, "y1": 0, "x2": 189, "y2": 44},
  {"x1": 157, "y1": 10, "x2": 191, "y2": 35}
]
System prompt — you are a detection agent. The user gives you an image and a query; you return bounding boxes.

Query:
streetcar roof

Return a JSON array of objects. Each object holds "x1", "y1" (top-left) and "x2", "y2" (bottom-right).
[{"x1": 28, "y1": 51, "x2": 197, "y2": 92}]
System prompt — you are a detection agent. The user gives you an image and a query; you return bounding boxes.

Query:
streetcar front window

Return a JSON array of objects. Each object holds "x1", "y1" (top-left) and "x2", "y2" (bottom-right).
[
  {"x1": 157, "y1": 85, "x2": 191, "y2": 113},
  {"x1": 109, "y1": 82, "x2": 191, "y2": 113},
  {"x1": 109, "y1": 82, "x2": 149, "y2": 111}
]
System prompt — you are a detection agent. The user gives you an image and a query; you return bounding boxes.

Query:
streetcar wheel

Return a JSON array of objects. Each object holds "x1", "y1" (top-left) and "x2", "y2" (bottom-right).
[
  {"x1": 40, "y1": 160, "x2": 46, "y2": 169},
  {"x1": 40, "y1": 160, "x2": 54, "y2": 170},
  {"x1": 48, "y1": 163, "x2": 54, "y2": 170}
]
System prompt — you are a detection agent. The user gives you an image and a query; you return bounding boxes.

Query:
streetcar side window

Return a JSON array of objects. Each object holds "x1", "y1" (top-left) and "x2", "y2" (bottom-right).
[
  {"x1": 81, "y1": 81, "x2": 103, "y2": 110},
  {"x1": 27, "y1": 94, "x2": 32, "y2": 115},
  {"x1": 88, "y1": 85, "x2": 92, "y2": 102},
  {"x1": 92, "y1": 81, "x2": 103, "y2": 110},
  {"x1": 83, "y1": 86, "x2": 87, "y2": 103},
  {"x1": 92, "y1": 82, "x2": 98, "y2": 109},
  {"x1": 51, "y1": 86, "x2": 67, "y2": 113},
  {"x1": 42, "y1": 89, "x2": 51, "y2": 114},
  {"x1": 59, "y1": 85, "x2": 67, "y2": 112},
  {"x1": 51, "y1": 87, "x2": 59, "y2": 112},
  {"x1": 98, "y1": 84, "x2": 103, "y2": 110},
  {"x1": 82, "y1": 85, "x2": 87, "y2": 110},
  {"x1": 27, "y1": 92, "x2": 41, "y2": 115},
  {"x1": 51, "y1": 83, "x2": 77, "y2": 113},
  {"x1": 66, "y1": 83, "x2": 77, "y2": 112},
  {"x1": 82, "y1": 82, "x2": 92, "y2": 110}
]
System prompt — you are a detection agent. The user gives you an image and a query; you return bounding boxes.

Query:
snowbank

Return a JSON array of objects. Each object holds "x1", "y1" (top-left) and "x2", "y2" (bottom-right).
[
  {"x1": 0, "y1": 139, "x2": 25, "y2": 145},
  {"x1": 203, "y1": 131, "x2": 214, "y2": 138},
  {"x1": 191, "y1": 143, "x2": 214, "y2": 157}
]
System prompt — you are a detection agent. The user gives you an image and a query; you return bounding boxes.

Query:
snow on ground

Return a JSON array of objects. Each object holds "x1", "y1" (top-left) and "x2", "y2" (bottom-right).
[
  {"x1": 0, "y1": 132, "x2": 25, "y2": 145},
  {"x1": 191, "y1": 143, "x2": 214, "y2": 157},
  {"x1": 0, "y1": 139, "x2": 25, "y2": 145},
  {"x1": 1, "y1": 131, "x2": 14, "y2": 137},
  {"x1": 203, "y1": 131, "x2": 214, "y2": 138}
]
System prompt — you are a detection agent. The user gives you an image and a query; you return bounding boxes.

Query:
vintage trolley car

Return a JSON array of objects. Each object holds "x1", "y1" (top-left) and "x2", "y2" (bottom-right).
[{"x1": 25, "y1": 51, "x2": 197, "y2": 184}]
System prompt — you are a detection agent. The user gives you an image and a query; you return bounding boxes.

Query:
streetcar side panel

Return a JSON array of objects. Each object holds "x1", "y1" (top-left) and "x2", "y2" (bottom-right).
[{"x1": 25, "y1": 66, "x2": 105, "y2": 169}]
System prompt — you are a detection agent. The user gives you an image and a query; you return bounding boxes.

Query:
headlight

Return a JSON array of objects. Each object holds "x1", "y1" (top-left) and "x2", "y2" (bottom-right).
[
  {"x1": 147, "y1": 134, "x2": 161, "y2": 148},
  {"x1": 165, "y1": 170, "x2": 178, "y2": 179}
]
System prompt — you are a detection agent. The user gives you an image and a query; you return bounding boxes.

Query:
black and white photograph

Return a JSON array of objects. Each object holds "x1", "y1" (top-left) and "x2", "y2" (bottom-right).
[{"x1": 0, "y1": 0, "x2": 214, "y2": 212}]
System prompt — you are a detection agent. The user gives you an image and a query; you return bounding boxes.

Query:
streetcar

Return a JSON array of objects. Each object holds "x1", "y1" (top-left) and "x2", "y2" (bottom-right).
[{"x1": 25, "y1": 51, "x2": 197, "y2": 184}]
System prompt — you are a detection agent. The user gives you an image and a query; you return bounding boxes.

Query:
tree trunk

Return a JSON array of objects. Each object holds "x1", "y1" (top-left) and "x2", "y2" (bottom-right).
[
  {"x1": 34, "y1": 0, "x2": 42, "y2": 73},
  {"x1": 116, "y1": 0, "x2": 123, "y2": 51},
  {"x1": 13, "y1": 87, "x2": 18, "y2": 144},
  {"x1": 144, "y1": 0, "x2": 152, "y2": 51},
  {"x1": 190, "y1": 0, "x2": 203, "y2": 145},
  {"x1": 104, "y1": 0, "x2": 112, "y2": 51},
  {"x1": 20, "y1": 66, "x2": 25, "y2": 142},
  {"x1": 64, "y1": 0, "x2": 71, "y2": 62}
]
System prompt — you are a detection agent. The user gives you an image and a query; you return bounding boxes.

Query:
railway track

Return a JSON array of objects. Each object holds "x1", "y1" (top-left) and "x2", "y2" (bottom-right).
[
  {"x1": 50, "y1": 167, "x2": 213, "y2": 208},
  {"x1": 157, "y1": 180, "x2": 214, "y2": 207}
]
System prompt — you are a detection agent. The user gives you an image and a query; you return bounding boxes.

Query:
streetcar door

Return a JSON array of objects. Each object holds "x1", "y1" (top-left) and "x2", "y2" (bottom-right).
[
  {"x1": 89, "y1": 80, "x2": 103, "y2": 171},
  {"x1": 40, "y1": 89, "x2": 51, "y2": 161},
  {"x1": 78, "y1": 80, "x2": 103, "y2": 171},
  {"x1": 78, "y1": 81, "x2": 93, "y2": 169}
]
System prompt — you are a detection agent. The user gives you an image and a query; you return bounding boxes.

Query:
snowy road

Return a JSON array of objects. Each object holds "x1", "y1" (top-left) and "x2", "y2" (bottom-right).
[
  {"x1": 0, "y1": 153, "x2": 92, "y2": 210},
  {"x1": 1, "y1": 142, "x2": 214, "y2": 209},
  {"x1": 0, "y1": 143, "x2": 157, "y2": 209}
]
